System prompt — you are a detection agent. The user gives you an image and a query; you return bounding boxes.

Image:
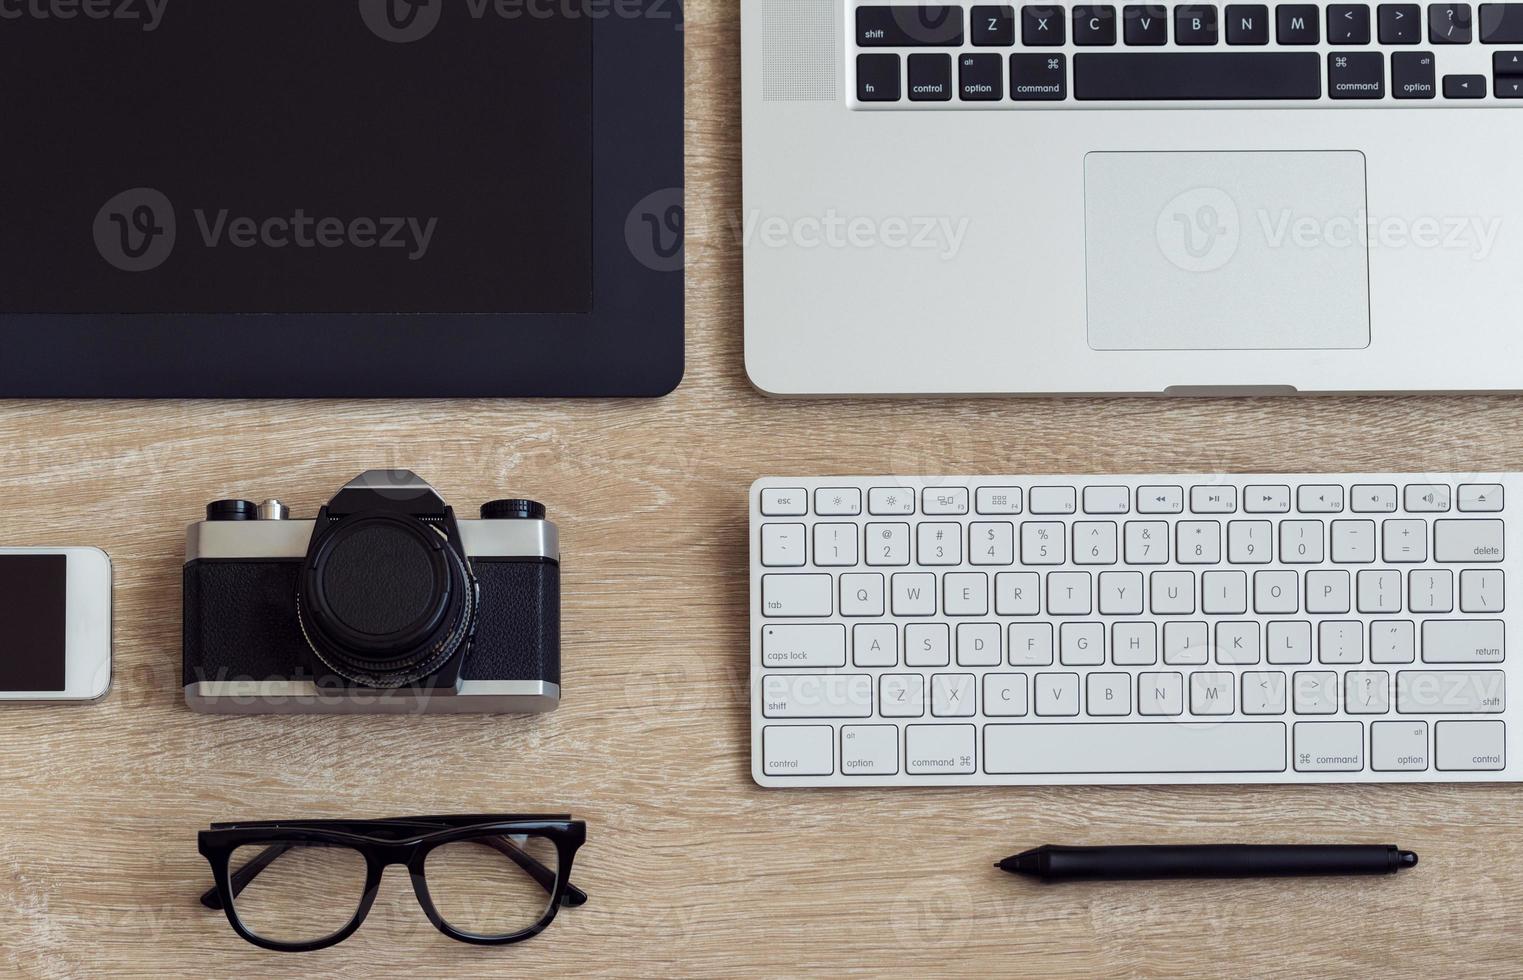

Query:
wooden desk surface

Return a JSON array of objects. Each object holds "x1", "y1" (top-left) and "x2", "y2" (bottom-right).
[{"x1": 2, "y1": 4, "x2": 1521, "y2": 976}]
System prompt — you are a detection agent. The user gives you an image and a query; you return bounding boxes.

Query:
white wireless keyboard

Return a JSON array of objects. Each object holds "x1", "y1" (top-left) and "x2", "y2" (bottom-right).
[{"x1": 749, "y1": 474, "x2": 1518, "y2": 787}]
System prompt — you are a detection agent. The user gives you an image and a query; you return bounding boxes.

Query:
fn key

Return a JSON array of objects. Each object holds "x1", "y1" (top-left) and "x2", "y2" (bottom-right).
[{"x1": 1012, "y1": 53, "x2": 1069, "y2": 99}]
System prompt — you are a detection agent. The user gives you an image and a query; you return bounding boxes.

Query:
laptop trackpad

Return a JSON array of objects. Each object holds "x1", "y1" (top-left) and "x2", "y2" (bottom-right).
[{"x1": 1084, "y1": 151, "x2": 1370, "y2": 351}]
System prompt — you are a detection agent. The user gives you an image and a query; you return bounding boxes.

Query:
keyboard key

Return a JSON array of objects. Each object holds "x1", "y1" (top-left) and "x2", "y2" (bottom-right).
[
  {"x1": 1124, "y1": 3, "x2": 1171, "y2": 42},
  {"x1": 1112, "y1": 621, "x2": 1157, "y2": 662},
  {"x1": 1011, "y1": 53, "x2": 1071, "y2": 98},
  {"x1": 1268, "y1": 621, "x2": 1313, "y2": 664},
  {"x1": 1245, "y1": 485, "x2": 1291, "y2": 513},
  {"x1": 857, "y1": 53, "x2": 902, "y2": 102},
  {"x1": 957, "y1": 622, "x2": 1003, "y2": 665},
  {"x1": 1177, "y1": 520, "x2": 1222, "y2": 563},
  {"x1": 1087, "y1": 673, "x2": 1132, "y2": 714},
  {"x1": 1280, "y1": 520, "x2": 1325, "y2": 563},
  {"x1": 1460, "y1": 568, "x2": 1504, "y2": 612},
  {"x1": 1022, "y1": 521, "x2": 1066, "y2": 563},
  {"x1": 922, "y1": 487, "x2": 969, "y2": 515},
  {"x1": 1023, "y1": 4, "x2": 1069, "y2": 43},
  {"x1": 972, "y1": 3, "x2": 1018, "y2": 43},
  {"x1": 841, "y1": 725, "x2": 900, "y2": 775},
  {"x1": 1074, "y1": 521, "x2": 1119, "y2": 564},
  {"x1": 1372, "y1": 720, "x2": 1429, "y2": 771},
  {"x1": 1074, "y1": 4, "x2": 1120, "y2": 42},
  {"x1": 1138, "y1": 672, "x2": 1185, "y2": 714},
  {"x1": 1099, "y1": 572, "x2": 1145, "y2": 616},
  {"x1": 985, "y1": 721, "x2": 1287, "y2": 773},
  {"x1": 970, "y1": 521, "x2": 1016, "y2": 565},
  {"x1": 1380, "y1": 1, "x2": 1424, "y2": 38},
  {"x1": 908, "y1": 53, "x2": 955, "y2": 101},
  {"x1": 1137, "y1": 486, "x2": 1184, "y2": 513},
  {"x1": 1497, "y1": 49, "x2": 1523, "y2": 72},
  {"x1": 1034, "y1": 672, "x2": 1081, "y2": 714},
  {"x1": 1499, "y1": 71, "x2": 1523, "y2": 94},
  {"x1": 1278, "y1": 3, "x2": 1323, "y2": 40},
  {"x1": 1328, "y1": 53, "x2": 1385, "y2": 101},
  {"x1": 1422, "y1": 619, "x2": 1504, "y2": 662},
  {"x1": 1126, "y1": 520, "x2": 1170, "y2": 563},
  {"x1": 1346, "y1": 670, "x2": 1391, "y2": 713},
  {"x1": 814, "y1": 523, "x2": 860, "y2": 566},
  {"x1": 1227, "y1": 3, "x2": 1272, "y2": 41},
  {"x1": 1191, "y1": 485, "x2": 1237, "y2": 513},
  {"x1": 1383, "y1": 519, "x2": 1428, "y2": 562},
  {"x1": 1331, "y1": 520, "x2": 1376, "y2": 563},
  {"x1": 932, "y1": 673, "x2": 977, "y2": 717},
  {"x1": 868, "y1": 487, "x2": 915, "y2": 515},
  {"x1": 917, "y1": 522, "x2": 963, "y2": 564},
  {"x1": 857, "y1": 5, "x2": 967, "y2": 45},
  {"x1": 1008, "y1": 621, "x2": 1054, "y2": 663},
  {"x1": 976, "y1": 486, "x2": 1023, "y2": 514},
  {"x1": 1030, "y1": 486, "x2": 1077, "y2": 514},
  {"x1": 763, "y1": 726, "x2": 834, "y2": 776},
  {"x1": 1084, "y1": 485, "x2": 1130, "y2": 514},
  {"x1": 761, "y1": 523, "x2": 806, "y2": 566},
  {"x1": 959, "y1": 52, "x2": 1005, "y2": 99},
  {"x1": 865, "y1": 523, "x2": 910, "y2": 565},
  {"x1": 1328, "y1": 3, "x2": 1374, "y2": 41},
  {"x1": 1352, "y1": 484, "x2": 1398, "y2": 512},
  {"x1": 1051, "y1": 575, "x2": 1095, "y2": 616},
  {"x1": 762, "y1": 674, "x2": 872, "y2": 718},
  {"x1": 1215, "y1": 621, "x2": 1261, "y2": 664},
  {"x1": 1176, "y1": 4, "x2": 1221, "y2": 41},
  {"x1": 762, "y1": 574, "x2": 832, "y2": 617},
  {"x1": 1396, "y1": 670, "x2": 1506, "y2": 712},
  {"x1": 1202, "y1": 570, "x2": 1248, "y2": 614},
  {"x1": 906, "y1": 724, "x2": 977, "y2": 773},
  {"x1": 1228, "y1": 520, "x2": 1272, "y2": 563},
  {"x1": 1458, "y1": 483, "x2": 1504, "y2": 511},
  {"x1": 881, "y1": 673, "x2": 927, "y2": 717},
  {"x1": 1297, "y1": 485, "x2": 1345, "y2": 513},
  {"x1": 1294, "y1": 670, "x2": 1339, "y2": 713},
  {"x1": 1481, "y1": 2, "x2": 1523, "y2": 38},
  {"x1": 1429, "y1": 2, "x2": 1474, "y2": 41},
  {"x1": 815, "y1": 488, "x2": 862, "y2": 516},
  {"x1": 1358, "y1": 569, "x2": 1402, "y2": 612},
  {"x1": 1164, "y1": 621, "x2": 1210, "y2": 664},
  {"x1": 1444, "y1": 72, "x2": 1488, "y2": 95},
  {"x1": 1294, "y1": 721, "x2": 1364, "y2": 771},
  {"x1": 853, "y1": 623, "x2": 898, "y2": 666},
  {"x1": 943, "y1": 572, "x2": 989, "y2": 615},
  {"x1": 839, "y1": 572, "x2": 885, "y2": 616},
  {"x1": 1371, "y1": 620, "x2": 1416, "y2": 663},
  {"x1": 1254, "y1": 569, "x2": 1299, "y2": 613},
  {"x1": 1319, "y1": 619, "x2": 1362, "y2": 661},
  {"x1": 997, "y1": 573, "x2": 1042, "y2": 616},
  {"x1": 984, "y1": 673, "x2": 1030, "y2": 715},
  {"x1": 1435, "y1": 519, "x2": 1505, "y2": 562},
  {"x1": 760, "y1": 488, "x2": 808, "y2": 515},
  {"x1": 1190, "y1": 670, "x2": 1236, "y2": 713},
  {"x1": 892, "y1": 573, "x2": 937, "y2": 616},
  {"x1": 1242, "y1": 670, "x2": 1288, "y2": 714},
  {"x1": 1435, "y1": 720, "x2": 1506, "y2": 770},
  {"x1": 762, "y1": 624, "x2": 847, "y2": 668}
]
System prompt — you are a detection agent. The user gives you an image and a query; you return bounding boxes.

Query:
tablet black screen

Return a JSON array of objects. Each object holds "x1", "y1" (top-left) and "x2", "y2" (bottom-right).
[{"x1": 0, "y1": 0, "x2": 592, "y2": 315}]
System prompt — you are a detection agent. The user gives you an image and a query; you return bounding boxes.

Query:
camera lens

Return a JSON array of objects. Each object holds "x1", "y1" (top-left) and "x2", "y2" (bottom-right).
[{"x1": 296, "y1": 513, "x2": 476, "y2": 688}]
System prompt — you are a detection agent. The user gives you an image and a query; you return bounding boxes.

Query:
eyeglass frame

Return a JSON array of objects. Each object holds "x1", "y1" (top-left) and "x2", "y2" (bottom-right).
[{"x1": 197, "y1": 814, "x2": 587, "y2": 952}]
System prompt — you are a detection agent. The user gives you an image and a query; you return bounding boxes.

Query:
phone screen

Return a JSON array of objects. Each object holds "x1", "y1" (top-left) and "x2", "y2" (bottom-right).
[{"x1": 0, "y1": 555, "x2": 67, "y2": 691}]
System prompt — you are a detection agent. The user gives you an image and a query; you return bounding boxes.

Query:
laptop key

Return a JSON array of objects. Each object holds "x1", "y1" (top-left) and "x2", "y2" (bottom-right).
[
  {"x1": 857, "y1": 54, "x2": 902, "y2": 102},
  {"x1": 1444, "y1": 72, "x2": 1488, "y2": 94},
  {"x1": 909, "y1": 53, "x2": 955, "y2": 101},
  {"x1": 960, "y1": 53, "x2": 1006, "y2": 99},
  {"x1": 1228, "y1": 4, "x2": 1272, "y2": 41},
  {"x1": 1480, "y1": 2, "x2": 1523, "y2": 40},
  {"x1": 1278, "y1": 3, "x2": 1322, "y2": 41},
  {"x1": 1124, "y1": 3, "x2": 1172, "y2": 41},
  {"x1": 1380, "y1": 2, "x2": 1424, "y2": 39},
  {"x1": 972, "y1": 3, "x2": 1018, "y2": 43},
  {"x1": 1329, "y1": 3, "x2": 1374, "y2": 40},
  {"x1": 1176, "y1": 4, "x2": 1221, "y2": 41},
  {"x1": 1023, "y1": 5, "x2": 1069, "y2": 43},
  {"x1": 1074, "y1": 4, "x2": 1121, "y2": 41},
  {"x1": 1392, "y1": 57, "x2": 1439, "y2": 95},
  {"x1": 857, "y1": 5, "x2": 967, "y2": 46},
  {"x1": 1012, "y1": 52, "x2": 1070, "y2": 98},
  {"x1": 1329, "y1": 51, "x2": 1386, "y2": 97},
  {"x1": 1430, "y1": 2, "x2": 1475, "y2": 41}
]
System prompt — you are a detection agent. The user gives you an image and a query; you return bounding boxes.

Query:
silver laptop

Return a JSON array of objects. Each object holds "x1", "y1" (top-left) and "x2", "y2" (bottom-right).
[{"x1": 742, "y1": 0, "x2": 1523, "y2": 395}]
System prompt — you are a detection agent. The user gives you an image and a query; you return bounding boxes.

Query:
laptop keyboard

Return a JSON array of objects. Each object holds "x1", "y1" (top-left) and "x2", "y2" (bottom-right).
[
  {"x1": 851, "y1": 1, "x2": 1523, "y2": 104},
  {"x1": 749, "y1": 474, "x2": 1517, "y2": 786}
]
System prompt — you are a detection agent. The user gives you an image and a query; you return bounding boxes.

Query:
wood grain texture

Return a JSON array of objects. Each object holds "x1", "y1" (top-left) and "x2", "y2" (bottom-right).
[{"x1": 2, "y1": 3, "x2": 1522, "y2": 976}]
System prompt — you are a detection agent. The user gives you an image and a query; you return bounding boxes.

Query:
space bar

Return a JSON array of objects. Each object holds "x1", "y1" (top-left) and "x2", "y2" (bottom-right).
[
  {"x1": 984, "y1": 723, "x2": 1287, "y2": 774},
  {"x1": 1073, "y1": 53, "x2": 1323, "y2": 101}
]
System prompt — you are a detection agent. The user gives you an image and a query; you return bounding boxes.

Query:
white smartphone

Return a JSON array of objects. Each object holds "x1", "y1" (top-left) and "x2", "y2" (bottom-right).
[{"x1": 0, "y1": 547, "x2": 111, "y2": 702}]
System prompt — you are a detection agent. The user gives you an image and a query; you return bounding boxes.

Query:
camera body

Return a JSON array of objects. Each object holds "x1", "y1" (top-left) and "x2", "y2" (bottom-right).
[{"x1": 183, "y1": 471, "x2": 559, "y2": 714}]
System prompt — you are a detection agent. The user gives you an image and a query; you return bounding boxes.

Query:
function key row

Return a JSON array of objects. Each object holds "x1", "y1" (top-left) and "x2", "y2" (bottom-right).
[
  {"x1": 760, "y1": 483, "x2": 1502, "y2": 516},
  {"x1": 857, "y1": 2, "x2": 1523, "y2": 46}
]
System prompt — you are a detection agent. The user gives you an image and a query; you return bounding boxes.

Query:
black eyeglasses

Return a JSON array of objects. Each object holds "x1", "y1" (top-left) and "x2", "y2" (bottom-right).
[{"x1": 198, "y1": 814, "x2": 586, "y2": 952}]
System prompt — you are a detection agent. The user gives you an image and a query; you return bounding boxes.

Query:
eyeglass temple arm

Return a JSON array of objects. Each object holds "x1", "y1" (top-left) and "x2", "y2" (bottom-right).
[
  {"x1": 199, "y1": 842, "x2": 293, "y2": 910},
  {"x1": 199, "y1": 837, "x2": 587, "y2": 910}
]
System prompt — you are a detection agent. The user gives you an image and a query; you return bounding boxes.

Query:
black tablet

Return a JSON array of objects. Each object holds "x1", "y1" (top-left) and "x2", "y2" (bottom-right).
[{"x1": 0, "y1": 0, "x2": 683, "y2": 397}]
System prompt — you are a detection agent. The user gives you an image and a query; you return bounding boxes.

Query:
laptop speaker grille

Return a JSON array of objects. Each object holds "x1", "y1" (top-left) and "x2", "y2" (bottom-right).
[{"x1": 762, "y1": 0, "x2": 841, "y2": 102}]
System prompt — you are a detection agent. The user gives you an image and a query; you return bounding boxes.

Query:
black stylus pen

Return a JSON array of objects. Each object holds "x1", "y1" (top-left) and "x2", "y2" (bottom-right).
[{"x1": 997, "y1": 844, "x2": 1419, "y2": 882}]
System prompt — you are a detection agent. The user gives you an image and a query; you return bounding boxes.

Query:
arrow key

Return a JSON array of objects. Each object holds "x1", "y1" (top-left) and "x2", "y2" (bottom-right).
[
  {"x1": 1444, "y1": 72, "x2": 1488, "y2": 95},
  {"x1": 1379, "y1": 2, "x2": 1422, "y2": 40}
]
